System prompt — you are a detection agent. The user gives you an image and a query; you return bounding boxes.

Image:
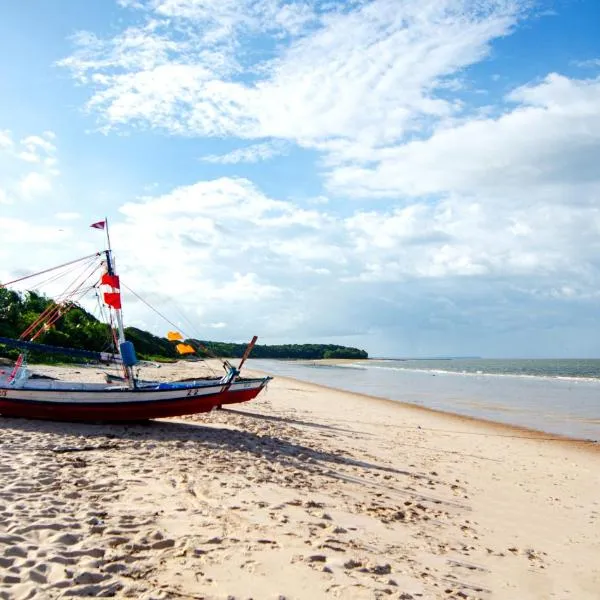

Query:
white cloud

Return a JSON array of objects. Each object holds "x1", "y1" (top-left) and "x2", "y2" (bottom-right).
[
  {"x1": 201, "y1": 140, "x2": 288, "y2": 164},
  {"x1": 13, "y1": 132, "x2": 58, "y2": 164},
  {"x1": 325, "y1": 74, "x2": 600, "y2": 198},
  {"x1": 573, "y1": 58, "x2": 600, "y2": 69},
  {"x1": 59, "y1": 0, "x2": 526, "y2": 146},
  {"x1": 96, "y1": 175, "x2": 600, "y2": 344},
  {"x1": 21, "y1": 135, "x2": 56, "y2": 155},
  {"x1": 105, "y1": 177, "x2": 344, "y2": 334},
  {"x1": 0, "y1": 130, "x2": 60, "y2": 201},
  {"x1": 344, "y1": 196, "x2": 600, "y2": 282}
]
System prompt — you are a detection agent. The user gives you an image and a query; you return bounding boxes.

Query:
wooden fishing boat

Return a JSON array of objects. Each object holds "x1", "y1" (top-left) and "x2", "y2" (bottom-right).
[
  {"x1": 0, "y1": 376, "x2": 270, "y2": 422},
  {"x1": 0, "y1": 220, "x2": 271, "y2": 422}
]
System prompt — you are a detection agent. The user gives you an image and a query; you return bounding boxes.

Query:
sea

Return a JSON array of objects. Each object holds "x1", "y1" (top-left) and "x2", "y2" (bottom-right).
[{"x1": 247, "y1": 358, "x2": 600, "y2": 442}]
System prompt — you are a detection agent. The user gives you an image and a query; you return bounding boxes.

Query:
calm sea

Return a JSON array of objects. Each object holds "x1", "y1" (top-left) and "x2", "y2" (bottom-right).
[{"x1": 248, "y1": 358, "x2": 600, "y2": 442}]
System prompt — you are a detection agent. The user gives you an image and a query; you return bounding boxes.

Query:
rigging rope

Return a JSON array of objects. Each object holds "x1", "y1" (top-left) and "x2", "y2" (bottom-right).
[
  {"x1": 20, "y1": 257, "x2": 103, "y2": 342},
  {"x1": 121, "y1": 282, "x2": 224, "y2": 367},
  {"x1": 0, "y1": 252, "x2": 102, "y2": 288}
]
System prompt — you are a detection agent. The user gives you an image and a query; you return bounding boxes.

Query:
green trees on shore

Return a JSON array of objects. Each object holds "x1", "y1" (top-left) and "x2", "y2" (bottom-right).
[
  {"x1": 0, "y1": 289, "x2": 368, "y2": 362},
  {"x1": 188, "y1": 340, "x2": 368, "y2": 360},
  {"x1": 0, "y1": 290, "x2": 116, "y2": 362}
]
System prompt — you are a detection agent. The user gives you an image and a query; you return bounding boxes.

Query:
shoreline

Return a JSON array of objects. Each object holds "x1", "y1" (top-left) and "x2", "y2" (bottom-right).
[
  {"x1": 248, "y1": 368, "x2": 600, "y2": 450},
  {"x1": 16, "y1": 358, "x2": 600, "y2": 446}
]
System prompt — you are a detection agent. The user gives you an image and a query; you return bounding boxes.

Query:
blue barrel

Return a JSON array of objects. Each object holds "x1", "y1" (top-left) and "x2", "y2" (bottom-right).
[{"x1": 120, "y1": 341, "x2": 138, "y2": 366}]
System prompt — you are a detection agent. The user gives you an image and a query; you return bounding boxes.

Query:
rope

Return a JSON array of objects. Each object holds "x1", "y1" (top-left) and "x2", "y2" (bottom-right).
[
  {"x1": 19, "y1": 256, "x2": 100, "y2": 339},
  {"x1": 121, "y1": 282, "x2": 224, "y2": 368},
  {"x1": 0, "y1": 252, "x2": 102, "y2": 288},
  {"x1": 21, "y1": 257, "x2": 102, "y2": 342}
]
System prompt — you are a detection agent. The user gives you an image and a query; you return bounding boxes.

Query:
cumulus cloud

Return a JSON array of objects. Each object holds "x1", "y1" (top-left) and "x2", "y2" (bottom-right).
[
  {"x1": 326, "y1": 73, "x2": 600, "y2": 198},
  {"x1": 73, "y1": 176, "x2": 594, "y2": 349},
  {"x1": 3, "y1": 169, "x2": 600, "y2": 355}
]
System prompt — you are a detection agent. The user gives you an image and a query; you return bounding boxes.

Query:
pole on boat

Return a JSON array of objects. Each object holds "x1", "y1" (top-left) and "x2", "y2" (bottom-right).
[
  {"x1": 221, "y1": 335, "x2": 258, "y2": 384},
  {"x1": 215, "y1": 335, "x2": 258, "y2": 409},
  {"x1": 238, "y1": 335, "x2": 258, "y2": 372},
  {"x1": 103, "y1": 217, "x2": 136, "y2": 389},
  {"x1": 104, "y1": 215, "x2": 114, "y2": 256}
]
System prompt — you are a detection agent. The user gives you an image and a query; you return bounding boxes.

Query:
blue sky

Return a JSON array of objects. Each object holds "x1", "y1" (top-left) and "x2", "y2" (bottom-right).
[{"x1": 1, "y1": 0, "x2": 600, "y2": 358}]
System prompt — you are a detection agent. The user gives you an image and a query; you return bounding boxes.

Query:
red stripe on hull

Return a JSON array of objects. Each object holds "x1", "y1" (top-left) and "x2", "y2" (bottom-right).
[{"x1": 0, "y1": 387, "x2": 264, "y2": 422}]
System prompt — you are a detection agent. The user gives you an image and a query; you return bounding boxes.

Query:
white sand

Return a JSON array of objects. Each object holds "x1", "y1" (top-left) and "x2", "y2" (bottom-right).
[{"x1": 0, "y1": 361, "x2": 598, "y2": 599}]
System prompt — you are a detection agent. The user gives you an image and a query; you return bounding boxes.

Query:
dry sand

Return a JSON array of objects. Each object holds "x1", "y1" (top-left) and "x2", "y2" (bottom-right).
[{"x1": 0, "y1": 361, "x2": 598, "y2": 600}]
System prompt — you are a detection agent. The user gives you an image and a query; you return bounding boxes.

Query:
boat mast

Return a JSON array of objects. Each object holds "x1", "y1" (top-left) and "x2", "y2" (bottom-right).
[
  {"x1": 104, "y1": 218, "x2": 126, "y2": 344},
  {"x1": 103, "y1": 218, "x2": 135, "y2": 387}
]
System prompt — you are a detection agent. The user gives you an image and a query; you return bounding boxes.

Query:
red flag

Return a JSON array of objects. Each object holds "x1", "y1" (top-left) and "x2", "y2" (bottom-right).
[
  {"x1": 101, "y1": 273, "x2": 120, "y2": 289},
  {"x1": 90, "y1": 220, "x2": 106, "y2": 230},
  {"x1": 103, "y1": 292, "x2": 122, "y2": 309}
]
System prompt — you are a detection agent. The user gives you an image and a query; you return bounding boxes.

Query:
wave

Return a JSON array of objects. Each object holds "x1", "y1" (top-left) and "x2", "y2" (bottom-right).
[{"x1": 338, "y1": 362, "x2": 600, "y2": 383}]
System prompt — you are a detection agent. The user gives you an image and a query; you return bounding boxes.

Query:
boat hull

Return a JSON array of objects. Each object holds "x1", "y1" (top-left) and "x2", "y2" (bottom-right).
[{"x1": 0, "y1": 378, "x2": 270, "y2": 422}]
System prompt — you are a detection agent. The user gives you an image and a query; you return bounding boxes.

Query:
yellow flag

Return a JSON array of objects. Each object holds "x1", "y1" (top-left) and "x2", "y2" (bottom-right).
[
  {"x1": 167, "y1": 331, "x2": 183, "y2": 341},
  {"x1": 176, "y1": 343, "x2": 196, "y2": 355}
]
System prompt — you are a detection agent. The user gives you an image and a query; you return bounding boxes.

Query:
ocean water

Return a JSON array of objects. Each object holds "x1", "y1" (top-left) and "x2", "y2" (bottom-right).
[{"x1": 247, "y1": 358, "x2": 600, "y2": 442}]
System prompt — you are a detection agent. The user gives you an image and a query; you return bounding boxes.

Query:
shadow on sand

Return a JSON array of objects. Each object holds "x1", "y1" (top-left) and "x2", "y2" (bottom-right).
[
  {"x1": 222, "y1": 407, "x2": 362, "y2": 435},
  {"x1": 0, "y1": 413, "x2": 415, "y2": 481}
]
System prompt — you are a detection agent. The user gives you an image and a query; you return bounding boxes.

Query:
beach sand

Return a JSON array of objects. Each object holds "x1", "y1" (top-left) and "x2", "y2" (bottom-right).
[{"x1": 0, "y1": 361, "x2": 598, "y2": 599}]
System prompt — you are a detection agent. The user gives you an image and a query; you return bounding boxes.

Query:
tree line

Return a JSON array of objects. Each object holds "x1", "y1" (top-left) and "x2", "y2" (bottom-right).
[{"x1": 0, "y1": 289, "x2": 368, "y2": 362}]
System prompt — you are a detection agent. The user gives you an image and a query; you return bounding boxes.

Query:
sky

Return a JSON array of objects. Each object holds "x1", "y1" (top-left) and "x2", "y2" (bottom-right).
[{"x1": 1, "y1": 0, "x2": 600, "y2": 359}]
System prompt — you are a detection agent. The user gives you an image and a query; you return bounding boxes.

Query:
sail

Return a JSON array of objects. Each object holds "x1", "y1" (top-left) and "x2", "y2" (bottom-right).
[{"x1": 0, "y1": 336, "x2": 121, "y2": 363}]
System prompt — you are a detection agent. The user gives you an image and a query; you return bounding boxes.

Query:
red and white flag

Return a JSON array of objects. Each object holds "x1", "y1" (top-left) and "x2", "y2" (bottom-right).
[
  {"x1": 101, "y1": 273, "x2": 120, "y2": 289},
  {"x1": 90, "y1": 220, "x2": 106, "y2": 230}
]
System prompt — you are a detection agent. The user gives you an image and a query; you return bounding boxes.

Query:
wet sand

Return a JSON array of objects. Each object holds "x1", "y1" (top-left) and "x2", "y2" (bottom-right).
[{"x1": 0, "y1": 361, "x2": 598, "y2": 599}]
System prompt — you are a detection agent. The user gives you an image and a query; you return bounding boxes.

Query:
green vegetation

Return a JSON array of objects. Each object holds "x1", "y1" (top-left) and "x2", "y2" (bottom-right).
[
  {"x1": 0, "y1": 289, "x2": 115, "y2": 363},
  {"x1": 0, "y1": 289, "x2": 368, "y2": 363},
  {"x1": 189, "y1": 340, "x2": 368, "y2": 360}
]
